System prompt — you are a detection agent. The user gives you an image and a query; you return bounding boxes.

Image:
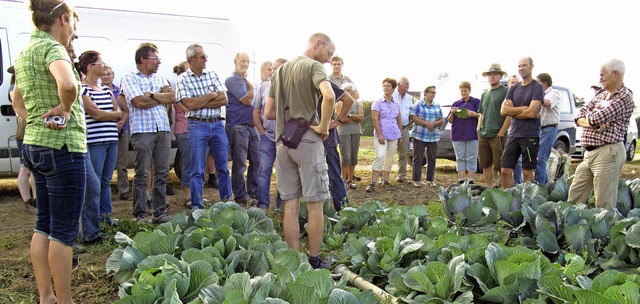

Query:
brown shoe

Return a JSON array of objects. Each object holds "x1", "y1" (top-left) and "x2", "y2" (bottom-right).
[{"x1": 119, "y1": 192, "x2": 132, "y2": 200}]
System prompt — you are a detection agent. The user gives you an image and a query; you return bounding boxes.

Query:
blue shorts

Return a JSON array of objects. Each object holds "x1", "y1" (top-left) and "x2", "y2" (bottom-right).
[{"x1": 23, "y1": 144, "x2": 86, "y2": 246}]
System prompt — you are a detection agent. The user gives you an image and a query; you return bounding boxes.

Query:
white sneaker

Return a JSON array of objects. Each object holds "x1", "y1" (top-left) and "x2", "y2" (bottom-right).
[{"x1": 428, "y1": 181, "x2": 437, "y2": 187}]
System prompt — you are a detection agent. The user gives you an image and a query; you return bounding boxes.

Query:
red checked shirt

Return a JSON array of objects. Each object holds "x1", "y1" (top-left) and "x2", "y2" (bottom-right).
[{"x1": 577, "y1": 85, "x2": 634, "y2": 147}]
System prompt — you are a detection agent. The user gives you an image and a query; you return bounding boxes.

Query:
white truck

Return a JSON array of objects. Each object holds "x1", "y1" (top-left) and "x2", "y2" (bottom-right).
[{"x1": 0, "y1": 0, "x2": 239, "y2": 174}]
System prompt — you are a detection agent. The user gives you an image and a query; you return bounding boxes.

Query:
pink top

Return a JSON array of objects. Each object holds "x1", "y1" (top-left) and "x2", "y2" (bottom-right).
[{"x1": 174, "y1": 104, "x2": 187, "y2": 134}]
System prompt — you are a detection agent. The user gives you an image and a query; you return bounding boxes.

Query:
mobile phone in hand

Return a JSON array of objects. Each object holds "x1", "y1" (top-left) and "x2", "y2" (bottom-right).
[{"x1": 44, "y1": 115, "x2": 66, "y2": 125}]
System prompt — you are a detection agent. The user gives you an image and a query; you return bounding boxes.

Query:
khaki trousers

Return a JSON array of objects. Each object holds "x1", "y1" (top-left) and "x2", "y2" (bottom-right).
[{"x1": 568, "y1": 142, "x2": 625, "y2": 210}]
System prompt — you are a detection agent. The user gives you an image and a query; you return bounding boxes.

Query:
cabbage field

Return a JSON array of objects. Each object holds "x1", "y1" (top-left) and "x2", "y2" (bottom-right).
[{"x1": 106, "y1": 177, "x2": 640, "y2": 304}]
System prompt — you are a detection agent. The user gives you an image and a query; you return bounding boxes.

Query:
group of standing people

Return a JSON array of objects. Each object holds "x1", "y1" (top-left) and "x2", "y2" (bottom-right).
[{"x1": 7, "y1": 0, "x2": 634, "y2": 301}]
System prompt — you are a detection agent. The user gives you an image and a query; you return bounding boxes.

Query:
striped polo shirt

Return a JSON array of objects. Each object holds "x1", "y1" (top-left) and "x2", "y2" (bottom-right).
[{"x1": 82, "y1": 84, "x2": 119, "y2": 144}]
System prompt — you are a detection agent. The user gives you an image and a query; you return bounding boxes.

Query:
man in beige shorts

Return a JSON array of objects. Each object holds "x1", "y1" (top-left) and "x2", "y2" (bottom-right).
[{"x1": 265, "y1": 33, "x2": 336, "y2": 269}]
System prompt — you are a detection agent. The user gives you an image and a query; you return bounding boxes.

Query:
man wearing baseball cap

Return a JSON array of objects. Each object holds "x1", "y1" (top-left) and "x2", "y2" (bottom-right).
[{"x1": 477, "y1": 64, "x2": 510, "y2": 187}]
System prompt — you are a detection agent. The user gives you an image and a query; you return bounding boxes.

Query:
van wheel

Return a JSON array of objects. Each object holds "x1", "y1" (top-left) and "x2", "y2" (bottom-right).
[
  {"x1": 553, "y1": 140, "x2": 568, "y2": 153},
  {"x1": 627, "y1": 140, "x2": 636, "y2": 161}
]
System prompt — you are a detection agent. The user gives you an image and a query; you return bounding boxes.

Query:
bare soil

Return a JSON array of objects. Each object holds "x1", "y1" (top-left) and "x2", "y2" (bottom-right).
[{"x1": 1, "y1": 139, "x2": 638, "y2": 303}]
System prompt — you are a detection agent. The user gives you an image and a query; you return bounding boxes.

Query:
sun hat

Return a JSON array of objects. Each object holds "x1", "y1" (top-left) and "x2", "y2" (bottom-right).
[{"x1": 482, "y1": 63, "x2": 507, "y2": 77}]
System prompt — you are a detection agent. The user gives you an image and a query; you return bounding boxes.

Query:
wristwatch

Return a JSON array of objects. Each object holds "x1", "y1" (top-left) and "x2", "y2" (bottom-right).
[
  {"x1": 149, "y1": 92, "x2": 155, "y2": 99},
  {"x1": 348, "y1": 113, "x2": 352, "y2": 118}
]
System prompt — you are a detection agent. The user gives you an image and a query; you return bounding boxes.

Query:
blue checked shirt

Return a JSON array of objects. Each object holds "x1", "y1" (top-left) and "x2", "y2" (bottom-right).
[
  {"x1": 175, "y1": 69, "x2": 226, "y2": 119},
  {"x1": 410, "y1": 99, "x2": 443, "y2": 143},
  {"x1": 122, "y1": 70, "x2": 171, "y2": 134}
]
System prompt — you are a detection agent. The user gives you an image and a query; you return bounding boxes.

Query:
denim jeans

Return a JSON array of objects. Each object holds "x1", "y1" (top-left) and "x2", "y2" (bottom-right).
[
  {"x1": 226, "y1": 124, "x2": 260, "y2": 201},
  {"x1": 23, "y1": 145, "x2": 86, "y2": 246},
  {"x1": 82, "y1": 150, "x2": 101, "y2": 242},
  {"x1": 89, "y1": 142, "x2": 118, "y2": 215},
  {"x1": 132, "y1": 132, "x2": 170, "y2": 218},
  {"x1": 452, "y1": 140, "x2": 478, "y2": 172},
  {"x1": 189, "y1": 120, "x2": 231, "y2": 208},
  {"x1": 326, "y1": 145, "x2": 348, "y2": 211},
  {"x1": 535, "y1": 126, "x2": 558, "y2": 185},
  {"x1": 257, "y1": 135, "x2": 276, "y2": 209},
  {"x1": 175, "y1": 132, "x2": 191, "y2": 188}
]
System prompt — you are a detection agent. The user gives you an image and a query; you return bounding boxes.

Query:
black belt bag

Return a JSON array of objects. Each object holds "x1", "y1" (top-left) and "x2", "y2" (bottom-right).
[{"x1": 280, "y1": 118, "x2": 310, "y2": 149}]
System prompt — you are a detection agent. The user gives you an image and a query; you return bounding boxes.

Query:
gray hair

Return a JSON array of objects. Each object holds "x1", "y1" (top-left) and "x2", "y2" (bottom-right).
[
  {"x1": 604, "y1": 59, "x2": 625, "y2": 76},
  {"x1": 185, "y1": 44, "x2": 202, "y2": 60},
  {"x1": 260, "y1": 61, "x2": 272, "y2": 72},
  {"x1": 341, "y1": 82, "x2": 356, "y2": 91}
]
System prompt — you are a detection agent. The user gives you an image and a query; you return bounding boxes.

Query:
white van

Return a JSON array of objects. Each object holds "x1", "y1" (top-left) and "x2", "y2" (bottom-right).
[{"x1": 0, "y1": 0, "x2": 239, "y2": 174}]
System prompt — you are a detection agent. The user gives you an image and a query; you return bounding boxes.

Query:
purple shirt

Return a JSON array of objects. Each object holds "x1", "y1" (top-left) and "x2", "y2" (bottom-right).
[
  {"x1": 450, "y1": 97, "x2": 480, "y2": 141},
  {"x1": 372, "y1": 97, "x2": 401, "y2": 140}
]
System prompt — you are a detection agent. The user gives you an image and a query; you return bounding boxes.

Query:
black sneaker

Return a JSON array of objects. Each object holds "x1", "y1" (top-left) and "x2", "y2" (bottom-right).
[
  {"x1": 353, "y1": 175, "x2": 362, "y2": 182},
  {"x1": 309, "y1": 256, "x2": 332, "y2": 269},
  {"x1": 165, "y1": 187, "x2": 175, "y2": 195},
  {"x1": 24, "y1": 199, "x2": 37, "y2": 212},
  {"x1": 365, "y1": 183, "x2": 375, "y2": 193},
  {"x1": 152, "y1": 214, "x2": 172, "y2": 224},
  {"x1": 118, "y1": 192, "x2": 132, "y2": 200},
  {"x1": 235, "y1": 196, "x2": 257, "y2": 208},
  {"x1": 208, "y1": 174, "x2": 218, "y2": 188}
]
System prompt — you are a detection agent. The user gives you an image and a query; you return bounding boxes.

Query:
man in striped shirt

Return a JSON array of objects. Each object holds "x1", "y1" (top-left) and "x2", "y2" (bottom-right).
[
  {"x1": 568, "y1": 59, "x2": 634, "y2": 210},
  {"x1": 122, "y1": 43, "x2": 175, "y2": 224},
  {"x1": 176, "y1": 44, "x2": 232, "y2": 208}
]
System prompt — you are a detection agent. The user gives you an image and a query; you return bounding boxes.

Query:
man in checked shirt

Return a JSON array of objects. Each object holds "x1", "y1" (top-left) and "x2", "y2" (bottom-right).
[{"x1": 568, "y1": 59, "x2": 634, "y2": 211}]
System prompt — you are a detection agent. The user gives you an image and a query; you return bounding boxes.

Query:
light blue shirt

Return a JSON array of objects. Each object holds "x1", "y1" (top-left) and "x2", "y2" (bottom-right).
[
  {"x1": 393, "y1": 90, "x2": 413, "y2": 126},
  {"x1": 122, "y1": 69, "x2": 171, "y2": 134},
  {"x1": 252, "y1": 80, "x2": 276, "y2": 142}
]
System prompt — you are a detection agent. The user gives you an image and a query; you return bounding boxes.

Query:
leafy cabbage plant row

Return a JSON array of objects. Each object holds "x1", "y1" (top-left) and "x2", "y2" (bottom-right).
[
  {"x1": 106, "y1": 202, "x2": 379, "y2": 304},
  {"x1": 107, "y1": 178, "x2": 640, "y2": 303},
  {"x1": 320, "y1": 178, "x2": 640, "y2": 303}
]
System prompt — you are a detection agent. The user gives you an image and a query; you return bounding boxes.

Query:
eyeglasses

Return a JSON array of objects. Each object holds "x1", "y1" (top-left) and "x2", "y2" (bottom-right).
[
  {"x1": 426, "y1": 91, "x2": 436, "y2": 94},
  {"x1": 320, "y1": 42, "x2": 334, "y2": 57},
  {"x1": 49, "y1": 1, "x2": 65, "y2": 15},
  {"x1": 196, "y1": 55, "x2": 208, "y2": 60},
  {"x1": 147, "y1": 56, "x2": 161, "y2": 61}
]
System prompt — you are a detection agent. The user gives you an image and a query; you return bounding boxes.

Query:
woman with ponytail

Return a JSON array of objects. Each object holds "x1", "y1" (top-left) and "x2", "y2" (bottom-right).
[{"x1": 11, "y1": 1, "x2": 84, "y2": 303}]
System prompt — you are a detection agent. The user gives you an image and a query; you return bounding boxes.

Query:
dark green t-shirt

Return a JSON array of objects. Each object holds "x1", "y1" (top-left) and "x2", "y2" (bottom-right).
[{"x1": 478, "y1": 85, "x2": 508, "y2": 138}]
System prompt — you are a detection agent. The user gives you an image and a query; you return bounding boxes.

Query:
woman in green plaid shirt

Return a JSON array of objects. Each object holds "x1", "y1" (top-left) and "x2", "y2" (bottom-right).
[{"x1": 11, "y1": 1, "x2": 86, "y2": 303}]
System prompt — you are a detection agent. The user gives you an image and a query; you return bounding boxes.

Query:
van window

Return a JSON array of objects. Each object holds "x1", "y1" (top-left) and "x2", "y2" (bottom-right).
[{"x1": 557, "y1": 89, "x2": 572, "y2": 114}]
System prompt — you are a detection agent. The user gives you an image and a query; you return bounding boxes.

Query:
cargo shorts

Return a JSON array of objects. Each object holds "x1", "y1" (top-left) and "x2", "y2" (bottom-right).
[{"x1": 276, "y1": 130, "x2": 330, "y2": 203}]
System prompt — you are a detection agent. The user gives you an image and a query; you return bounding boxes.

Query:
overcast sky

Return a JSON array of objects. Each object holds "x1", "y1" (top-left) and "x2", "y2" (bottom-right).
[{"x1": 80, "y1": 0, "x2": 638, "y2": 110}]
